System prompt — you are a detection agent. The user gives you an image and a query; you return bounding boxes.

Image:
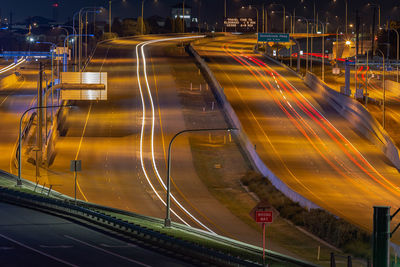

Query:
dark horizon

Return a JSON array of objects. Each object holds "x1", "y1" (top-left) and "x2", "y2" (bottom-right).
[{"x1": 1, "y1": 0, "x2": 398, "y2": 27}]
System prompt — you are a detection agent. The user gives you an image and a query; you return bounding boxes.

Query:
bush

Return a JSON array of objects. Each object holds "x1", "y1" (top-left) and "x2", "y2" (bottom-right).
[{"x1": 240, "y1": 171, "x2": 371, "y2": 258}]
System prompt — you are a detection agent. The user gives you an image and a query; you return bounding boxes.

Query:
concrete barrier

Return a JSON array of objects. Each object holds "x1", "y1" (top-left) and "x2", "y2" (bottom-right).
[
  {"x1": 187, "y1": 44, "x2": 320, "y2": 210},
  {"x1": 305, "y1": 72, "x2": 400, "y2": 169}
]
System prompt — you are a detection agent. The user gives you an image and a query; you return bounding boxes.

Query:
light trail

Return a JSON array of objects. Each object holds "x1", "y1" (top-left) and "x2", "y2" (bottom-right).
[
  {"x1": 0, "y1": 58, "x2": 25, "y2": 74},
  {"x1": 223, "y1": 40, "x2": 400, "y2": 196},
  {"x1": 136, "y1": 36, "x2": 215, "y2": 232}
]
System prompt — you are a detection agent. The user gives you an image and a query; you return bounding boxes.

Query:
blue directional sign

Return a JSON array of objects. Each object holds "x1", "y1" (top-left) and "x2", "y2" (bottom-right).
[{"x1": 258, "y1": 33, "x2": 290, "y2": 42}]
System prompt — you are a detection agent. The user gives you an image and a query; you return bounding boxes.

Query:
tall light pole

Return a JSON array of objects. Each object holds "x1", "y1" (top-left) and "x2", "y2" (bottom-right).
[
  {"x1": 18, "y1": 105, "x2": 72, "y2": 185},
  {"x1": 270, "y1": 3, "x2": 285, "y2": 33},
  {"x1": 295, "y1": 17, "x2": 310, "y2": 73},
  {"x1": 164, "y1": 127, "x2": 237, "y2": 227},
  {"x1": 141, "y1": 0, "x2": 148, "y2": 35},
  {"x1": 224, "y1": 0, "x2": 227, "y2": 32},
  {"x1": 242, "y1": 6, "x2": 259, "y2": 33},
  {"x1": 345, "y1": 0, "x2": 348, "y2": 35},
  {"x1": 109, "y1": 1, "x2": 112, "y2": 33},
  {"x1": 36, "y1": 41, "x2": 56, "y2": 124},
  {"x1": 63, "y1": 34, "x2": 94, "y2": 72},
  {"x1": 390, "y1": 28, "x2": 399, "y2": 83},
  {"x1": 376, "y1": 49, "x2": 386, "y2": 129}
]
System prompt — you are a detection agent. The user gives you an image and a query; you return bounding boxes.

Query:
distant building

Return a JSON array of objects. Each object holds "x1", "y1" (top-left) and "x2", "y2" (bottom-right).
[{"x1": 171, "y1": 3, "x2": 197, "y2": 27}]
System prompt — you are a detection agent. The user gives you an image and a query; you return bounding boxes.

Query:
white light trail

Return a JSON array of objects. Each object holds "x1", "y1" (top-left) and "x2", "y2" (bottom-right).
[
  {"x1": 136, "y1": 36, "x2": 215, "y2": 233},
  {"x1": 0, "y1": 58, "x2": 25, "y2": 74}
]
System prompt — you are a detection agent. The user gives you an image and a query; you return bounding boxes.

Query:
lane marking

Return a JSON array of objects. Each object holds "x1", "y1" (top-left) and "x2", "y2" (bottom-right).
[
  {"x1": 64, "y1": 235, "x2": 151, "y2": 266},
  {"x1": 74, "y1": 103, "x2": 92, "y2": 202},
  {"x1": 0, "y1": 233, "x2": 78, "y2": 266}
]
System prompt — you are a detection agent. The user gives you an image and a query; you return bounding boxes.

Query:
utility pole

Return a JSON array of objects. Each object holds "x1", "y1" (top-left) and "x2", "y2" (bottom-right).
[
  {"x1": 371, "y1": 6, "x2": 376, "y2": 57},
  {"x1": 37, "y1": 62, "x2": 43, "y2": 170},
  {"x1": 182, "y1": 0, "x2": 185, "y2": 33},
  {"x1": 109, "y1": 0, "x2": 112, "y2": 33}
]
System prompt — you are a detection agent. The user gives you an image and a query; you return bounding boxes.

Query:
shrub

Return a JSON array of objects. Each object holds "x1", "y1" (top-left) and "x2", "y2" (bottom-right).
[{"x1": 240, "y1": 171, "x2": 371, "y2": 258}]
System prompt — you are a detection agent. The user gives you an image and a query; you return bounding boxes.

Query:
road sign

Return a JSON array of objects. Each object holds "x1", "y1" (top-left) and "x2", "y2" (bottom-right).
[
  {"x1": 258, "y1": 33, "x2": 290, "y2": 43},
  {"x1": 70, "y1": 160, "x2": 82, "y2": 172},
  {"x1": 256, "y1": 211, "x2": 274, "y2": 223}
]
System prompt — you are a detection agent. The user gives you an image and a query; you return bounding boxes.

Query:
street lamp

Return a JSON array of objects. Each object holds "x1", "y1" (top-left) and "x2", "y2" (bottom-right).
[
  {"x1": 270, "y1": 3, "x2": 286, "y2": 33},
  {"x1": 63, "y1": 34, "x2": 94, "y2": 72},
  {"x1": 35, "y1": 41, "x2": 57, "y2": 125},
  {"x1": 164, "y1": 127, "x2": 237, "y2": 227},
  {"x1": 242, "y1": 5, "x2": 259, "y2": 33},
  {"x1": 295, "y1": 16, "x2": 310, "y2": 73},
  {"x1": 390, "y1": 27, "x2": 399, "y2": 83},
  {"x1": 376, "y1": 49, "x2": 386, "y2": 129},
  {"x1": 18, "y1": 105, "x2": 73, "y2": 185}
]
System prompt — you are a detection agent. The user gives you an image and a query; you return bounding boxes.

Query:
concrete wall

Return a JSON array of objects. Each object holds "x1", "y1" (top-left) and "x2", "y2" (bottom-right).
[
  {"x1": 187, "y1": 44, "x2": 321, "y2": 210},
  {"x1": 305, "y1": 72, "x2": 400, "y2": 169}
]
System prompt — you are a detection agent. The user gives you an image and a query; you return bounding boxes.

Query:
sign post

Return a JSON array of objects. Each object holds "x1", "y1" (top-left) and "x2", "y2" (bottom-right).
[
  {"x1": 255, "y1": 210, "x2": 273, "y2": 265},
  {"x1": 70, "y1": 160, "x2": 82, "y2": 204},
  {"x1": 251, "y1": 202, "x2": 277, "y2": 266}
]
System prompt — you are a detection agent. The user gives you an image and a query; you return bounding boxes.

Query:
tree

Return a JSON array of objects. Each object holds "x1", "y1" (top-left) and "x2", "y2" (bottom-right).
[
  {"x1": 174, "y1": 18, "x2": 184, "y2": 33},
  {"x1": 111, "y1": 17, "x2": 123, "y2": 36},
  {"x1": 122, "y1": 18, "x2": 137, "y2": 36},
  {"x1": 164, "y1": 17, "x2": 173, "y2": 33}
]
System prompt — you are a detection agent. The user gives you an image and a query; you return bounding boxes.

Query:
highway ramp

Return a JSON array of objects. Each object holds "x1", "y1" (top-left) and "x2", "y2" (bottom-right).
[{"x1": 193, "y1": 35, "x2": 400, "y2": 240}]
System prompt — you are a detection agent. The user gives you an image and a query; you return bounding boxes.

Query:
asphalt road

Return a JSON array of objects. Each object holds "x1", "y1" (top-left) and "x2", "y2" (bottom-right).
[
  {"x1": 0, "y1": 202, "x2": 188, "y2": 266},
  {"x1": 8, "y1": 36, "x2": 283, "y2": 250},
  {"x1": 194, "y1": 35, "x2": 400, "y2": 238}
]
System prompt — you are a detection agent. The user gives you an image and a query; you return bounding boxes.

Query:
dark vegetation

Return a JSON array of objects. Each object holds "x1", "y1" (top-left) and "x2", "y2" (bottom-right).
[{"x1": 241, "y1": 170, "x2": 371, "y2": 258}]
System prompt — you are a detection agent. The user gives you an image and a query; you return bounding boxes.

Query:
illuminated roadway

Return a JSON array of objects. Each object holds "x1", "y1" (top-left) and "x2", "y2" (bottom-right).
[
  {"x1": 9, "y1": 35, "x2": 292, "y2": 251},
  {"x1": 194, "y1": 35, "x2": 400, "y2": 239}
]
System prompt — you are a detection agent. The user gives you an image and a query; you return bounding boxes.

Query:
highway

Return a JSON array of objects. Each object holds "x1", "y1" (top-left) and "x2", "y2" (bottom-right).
[
  {"x1": 0, "y1": 201, "x2": 187, "y2": 266},
  {"x1": 10, "y1": 35, "x2": 285, "y2": 250},
  {"x1": 194, "y1": 35, "x2": 400, "y2": 238}
]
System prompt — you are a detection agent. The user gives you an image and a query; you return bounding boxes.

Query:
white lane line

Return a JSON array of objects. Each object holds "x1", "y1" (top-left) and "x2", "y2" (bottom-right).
[
  {"x1": 0, "y1": 233, "x2": 78, "y2": 266},
  {"x1": 64, "y1": 235, "x2": 151, "y2": 267},
  {"x1": 138, "y1": 36, "x2": 215, "y2": 233}
]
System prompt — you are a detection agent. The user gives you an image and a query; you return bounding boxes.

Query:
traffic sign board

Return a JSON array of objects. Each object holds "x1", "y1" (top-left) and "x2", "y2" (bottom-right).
[
  {"x1": 258, "y1": 33, "x2": 290, "y2": 42},
  {"x1": 256, "y1": 211, "x2": 273, "y2": 223}
]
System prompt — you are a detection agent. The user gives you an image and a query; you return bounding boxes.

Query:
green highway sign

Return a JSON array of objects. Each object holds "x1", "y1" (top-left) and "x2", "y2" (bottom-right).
[{"x1": 258, "y1": 33, "x2": 290, "y2": 42}]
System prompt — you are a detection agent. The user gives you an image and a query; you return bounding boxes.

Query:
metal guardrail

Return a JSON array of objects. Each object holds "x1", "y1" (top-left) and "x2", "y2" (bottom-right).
[
  {"x1": 0, "y1": 186, "x2": 267, "y2": 266},
  {"x1": 77, "y1": 201, "x2": 319, "y2": 267}
]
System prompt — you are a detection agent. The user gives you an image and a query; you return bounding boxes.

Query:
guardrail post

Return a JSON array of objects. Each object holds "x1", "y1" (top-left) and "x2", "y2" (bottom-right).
[
  {"x1": 47, "y1": 185, "x2": 53, "y2": 196},
  {"x1": 347, "y1": 255, "x2": 352, "y2": 267},
  {"x1": 330, "y1": 252, "x2": 336, "y2": 267}
]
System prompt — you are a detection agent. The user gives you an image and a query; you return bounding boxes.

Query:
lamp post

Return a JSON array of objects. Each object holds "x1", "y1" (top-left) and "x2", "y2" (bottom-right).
[
  {"x1": 79, "y1": 8, "x2": 102, "y2": 72},
  {"x1": 313, "y1": 20, "x2": 326, "y2": 81},
  {"x1": 164, "y1": 127, "x2": 237, "y2": 227},
  {"x1": 390, "y1": 28, "x2": 399, "y2": 83},
  {"x1": 18, "y1": 105, "x2": 72, "y2": 185},
  {"x1": 270, "y1": 3, "x2": 286, "y2": 33},
  {"x1": 141, "y1": 0, "x2": 148, "y2": 35},
  {"x1": 242, "y1": 5, "x2": 259, "y2": 33},
  {"x1": 35, "y1": 41, "x2": 56, "y2": 125},
  {"x1": 295, "y1": 17, "x2": 310, "y2": 73},
  {"x1": 63, "y1": 34, "x2": 94, "y2": 72},
  {"x1": 376, "y1": 49, "x2": 386, "y2": 129}
]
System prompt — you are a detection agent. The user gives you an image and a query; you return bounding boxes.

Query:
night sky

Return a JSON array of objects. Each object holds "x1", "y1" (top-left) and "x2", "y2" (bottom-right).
[{"x1": 0, "y1": 0, "x2": 398, "y2": 26}]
